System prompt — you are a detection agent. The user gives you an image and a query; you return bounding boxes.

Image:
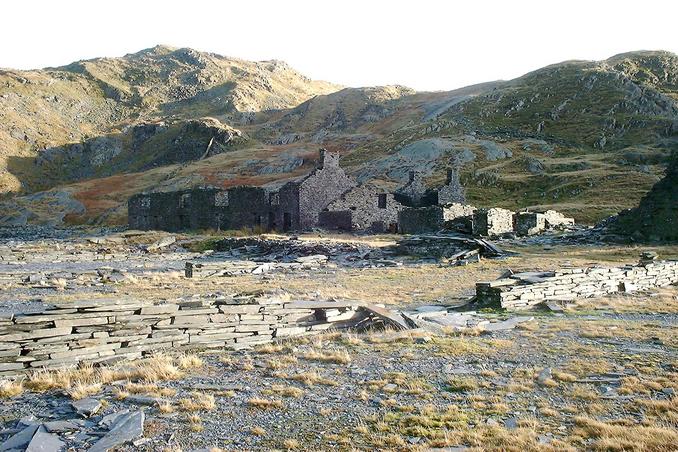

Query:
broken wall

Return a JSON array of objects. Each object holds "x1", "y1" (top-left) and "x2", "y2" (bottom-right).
[
  {"x1": 324, "y1": 185, "x2": 403, "y2": 231},
  {"x1": 398, "y1": 206, "x2": 444, "y2": 234},
  {"x1": 0, "y1": 297, "x2": 369, "y2": 377},
  {"x1": 472, "y1": 208, "x2": 514, "y2": 237},
  {"x1": 296, "y1": 151, "x2": 356, "y2": 230},
  {"x1": 476, "y1": 260, "x2": 678, "y2": 309}
]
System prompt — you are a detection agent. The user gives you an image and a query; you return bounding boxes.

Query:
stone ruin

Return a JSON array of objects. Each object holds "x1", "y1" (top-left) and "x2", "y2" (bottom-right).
[
  {"x1": 319, "y1": 184, "x2": 403, "y2": 233},
  {"x1": 129, "y1": 150, "x2": 574, "y2": 238},
  {"x1": 514, "y1": 210, "x2": 575, "y2": 236},
  {"x1": 399, "y1": 203, "x2": 574, "y2": 238},
  {"x1": 129, "y1": 149, "x2": 356, "y2": 233},
  {"x1": 475, "y1": 256, "x2": 678, "y2": 310},
  {"x1": 472, "y1": 208, "x2": 514, "y2": 237}
]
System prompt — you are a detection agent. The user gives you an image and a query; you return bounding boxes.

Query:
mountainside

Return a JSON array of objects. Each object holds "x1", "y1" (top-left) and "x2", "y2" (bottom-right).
[
  {"x1": 606, "y1": 151, "x2": 678, "y2": 241},
  {"x1": 0, "y1": 45, "x2": 340, "y2": 193},
  {"x1": 0, "y1": 48, "x2": 676, "y2": 227}
]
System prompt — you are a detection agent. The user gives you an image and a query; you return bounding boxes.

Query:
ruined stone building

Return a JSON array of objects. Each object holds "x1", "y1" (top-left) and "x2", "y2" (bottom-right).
[
  {"x1": 128, "y1": 186, "x2": 272, "y2": 232},
  {"x1": 275, "y1": 150, "x2": 356, "y2": 231},
  {"x1": 319, "y1": 184, "x2": 404, "y2": 232},
  {"x1": 129, "y1": 150, "x2": 364, "y2": 233},
  {"x1": 397, "y1": 169, "x2": 472, "y2": 233},
  {"x1": 394, "y1": 172, "x2": 438, "y2": 207},
  {"x1": 514, "y1": 210, "x2": 574, "y2": 236}
]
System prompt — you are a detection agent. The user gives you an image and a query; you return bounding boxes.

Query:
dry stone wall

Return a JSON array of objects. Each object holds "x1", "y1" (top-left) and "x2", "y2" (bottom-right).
[
  {"x1": 0, "y1": 296, "x2": 367, "y2": 376},
  {"x1": 515, "y1": 210, "x2": 574, "y2": 236},
  {"x1": 476, "y1": 260, "x2": 678, "y2": 309},
  {"x1": 472, "y1": 208, "x2": 514, "y2": 237}
]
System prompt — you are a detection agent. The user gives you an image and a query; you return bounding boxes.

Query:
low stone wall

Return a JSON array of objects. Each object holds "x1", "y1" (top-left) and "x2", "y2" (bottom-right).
[
  {"x1": 476, "y1": 260, "x2": 678, "y2": 309},
  {"x1": 0, "y1": 295, "x2": 367, "y2": 376}
]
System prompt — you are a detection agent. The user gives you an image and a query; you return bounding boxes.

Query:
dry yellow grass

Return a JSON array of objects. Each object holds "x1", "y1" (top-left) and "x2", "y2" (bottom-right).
[
  {"x1": 553, "y1": 370, "x2": 578, "y2": 382},
  {"x1": 187, "y1": 413, "x2": 204, "y2": 432},
  {"x1": 301, "y1": 349, "x2": 351, "y2": 365},
  {"x1": 22, "y1": 353, "x2": 191, "y2": 399},
  {"x1": 67, "y1": 382, "x2": 102, "y2": 400},
  {"x1": 125, "y1": 382, "x2": 176, "y2": 398},
  {"x1": 179, "y1": 392, "x2": 216, "y2": 411},
  {"x1": 177, "y1": 354, "x2": 204, "y2": 370},
  {"x1": 157, "y1": 401, "x2": 175, "y2": 413},
  {"x1": 282, "y1": 438, "x2": 300, "y2": 450},
  {"x1": 265, "y1": 354, "x2": 298, "y2": 371},
  {"x1": 446, "y1": 376, "x2": 480, "y2": 392},
  {"x1": 114, "y1": 389, "x2": 130, "y2": 400},
  {"x1": 287, "y1": 371, "x2": 338, "y2": 387},
  {"x1": 0, "y1": 379, "x2": 24, "y2": 398},
  {"x1": 573, "y1": 416, "x2": 678, "y2": 450},
  {"x1": 263, "y1": 384, "x2": 304, "y2": 398},
  {"x1": 247, "y1": 398, "x2": 284, "y2": 410}
]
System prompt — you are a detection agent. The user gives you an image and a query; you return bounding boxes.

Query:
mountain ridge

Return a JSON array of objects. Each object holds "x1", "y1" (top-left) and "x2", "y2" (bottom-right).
[{"x1": 0, "y1": 47, "x2": 676, "y2": 227}]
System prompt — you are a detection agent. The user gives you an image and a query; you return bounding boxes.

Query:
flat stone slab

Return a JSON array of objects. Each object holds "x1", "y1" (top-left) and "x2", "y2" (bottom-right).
[
  {"x1": 72, "y1": 398, "x2": 102, "y2": 417},
  {"x1": 26, "y1": 426, "x2": 65, "y2": 452},
  {"x1": 483, "y1": 316, "x2": 534, "y2": 332},
  {"x1": 43, "y1": 420, "x2": 80, "y2": 433},
  {"x1": 89, "y1": 410, "x2": 144, "y2": 452},
  {"x1": 0, "y1": 424, "x2": 39, "y2": 451}
]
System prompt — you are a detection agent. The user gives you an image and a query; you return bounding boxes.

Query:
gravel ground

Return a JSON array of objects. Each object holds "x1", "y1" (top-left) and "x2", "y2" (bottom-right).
[{"x1": 0, "y1": 231, "x2": 676, "y2": 451}]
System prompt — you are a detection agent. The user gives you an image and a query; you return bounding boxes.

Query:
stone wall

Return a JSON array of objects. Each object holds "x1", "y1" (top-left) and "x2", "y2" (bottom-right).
[
  {"x1": 317, "y1": 211, "x2": 353, "y2": 231},
  {"x1": 476, "y1": 260, "x2": 678, "y2": 310},
  {"x1": 515, "y1": 210, "x2": 574, "y2": 236},
  {"x1": 295, "y1": 150, "x2": 356, "y2": 230},
  {"x1": 438, "y1": 169, "x2": 466, "y2": 205},
  {"x1": 394, "y1": 172, "x2": 437, "y2": 207},
  {"x1": 398, "y1": 206, "x2": 444, "y2": 234},
  {"x1": 443, "y1": 203, "x2": 476, "y2": 221},
  {"x1": 323, "y1": 185, "x2": 404, "y2": 232},
  {"x1": 0, "y1": 295, "x2": 368, "y2": 376},
  {"x1": 472, "y1": 208, "x2": 514, "y2": 237}
]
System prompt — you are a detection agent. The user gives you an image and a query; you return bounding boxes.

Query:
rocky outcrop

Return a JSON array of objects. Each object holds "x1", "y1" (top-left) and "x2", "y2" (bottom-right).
[{"x1": 606, "y1": 152, "x2": 678, "y2": 242}]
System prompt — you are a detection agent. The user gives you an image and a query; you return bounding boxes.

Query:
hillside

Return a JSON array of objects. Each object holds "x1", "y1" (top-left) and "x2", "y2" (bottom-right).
[
  {"x1": 0, "y1": 48, "x2": 676, "y2": 226},
  {"x1": 606, "y1": 151, "x2": 678, "y2": 241},
  {"x1": 0, "y1": 45, "x2": 340, "y2": 193}
]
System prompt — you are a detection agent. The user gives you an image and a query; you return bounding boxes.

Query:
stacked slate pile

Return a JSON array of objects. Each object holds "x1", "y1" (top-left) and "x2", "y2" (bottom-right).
[{"x1": 0, "y1": 293, "x2": 368, "y2": 376}]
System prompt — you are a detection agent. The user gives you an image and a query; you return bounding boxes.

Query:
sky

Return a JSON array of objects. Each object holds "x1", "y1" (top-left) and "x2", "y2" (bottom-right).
[{"x1": 2, "y1": 0, "x2": 677, "y2": 92}]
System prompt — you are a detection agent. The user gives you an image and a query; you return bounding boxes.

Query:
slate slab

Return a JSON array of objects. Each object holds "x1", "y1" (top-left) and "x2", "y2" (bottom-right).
[
  {"x1": 89, "y1": 410, "x2": 144, "y2": 452},
  {"x1": 0, "y1": 424, "x2": 39, "y2": 451},
  {"x1": 72, "y1": 398, "x2": 102, "y2": 417},
  {"x1": 25, "y1": 426, "x2": 65, "y2": 452}
]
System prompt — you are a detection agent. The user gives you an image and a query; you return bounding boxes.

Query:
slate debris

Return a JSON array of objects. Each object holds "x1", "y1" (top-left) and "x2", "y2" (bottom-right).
[
  {"x1": 89, "y1": 410, "x2": 144, "y2": 452},
  {"x1": 0, "y1": 410, "x2": 144, "y2": 452}
]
